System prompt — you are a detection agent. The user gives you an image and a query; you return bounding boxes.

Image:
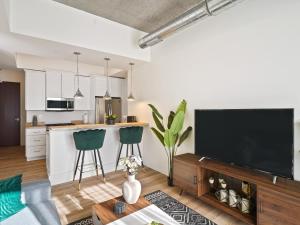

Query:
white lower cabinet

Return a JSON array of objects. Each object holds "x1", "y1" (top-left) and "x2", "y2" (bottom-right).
[
  {"x1": 26, "y1": 135, "x2": 46, "y2": 146},
  {"x1": 26, "y1": 127, "x2": 46, "y2": 161},
  {"x1": 26, "y1": 146, "x2": 46, "y2": 158}
]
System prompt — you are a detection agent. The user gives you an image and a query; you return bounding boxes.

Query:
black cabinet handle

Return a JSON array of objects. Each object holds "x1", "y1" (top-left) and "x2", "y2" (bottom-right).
[{"x1": 193, "y1": 176, "x2": 197, "y2": 184}]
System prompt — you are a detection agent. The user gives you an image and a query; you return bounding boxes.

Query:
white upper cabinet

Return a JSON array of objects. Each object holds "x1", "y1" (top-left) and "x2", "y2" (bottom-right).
[
  {"x1": 26, "y1": 69, "x2": 91, "y2": 111},
  {"x1": 94, "y1": 76, "x2": 123, "y2": 98},
  {"x1": 74, "y1": 76, "x2": 91, "y2": 110},
  {"x1": 46, "y1": 71, "x2": 75, "y2": 99},
  {"x1": 62, "y1": 72, "x2": 75, "y2": 98},
  {"x1": 110, "y1": 77, "x2": 123, "y2": 97},
  {"x1": 25, "y1": 70, "x2": 46, "y2": 110},
  {"x1": 94, "y1": 76, "x2": 107, "y2": 97},
  {"x1": 46, "y1": 70, "x2": 61, "y2": 98}
]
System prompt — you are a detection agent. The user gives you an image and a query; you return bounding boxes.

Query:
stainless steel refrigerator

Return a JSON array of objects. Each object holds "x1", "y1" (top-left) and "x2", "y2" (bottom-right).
[{"x1": 95, "y1": 97, "x2": 122, "y2": 123}]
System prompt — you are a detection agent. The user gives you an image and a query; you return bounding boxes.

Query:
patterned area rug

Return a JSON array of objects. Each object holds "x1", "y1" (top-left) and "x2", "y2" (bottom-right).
[
  {"x1": 68, "y1": 190, "x2": 217, "y2": 225},
  {"x1": 68, "y1": 217, "x2": 93, "y2": 225},
  {"x1": 145, "y1": 191, "x2": 217, "y2": 225}
]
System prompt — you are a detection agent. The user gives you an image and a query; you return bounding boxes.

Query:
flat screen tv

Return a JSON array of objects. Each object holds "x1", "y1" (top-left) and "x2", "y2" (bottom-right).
[{"x1": 195, "y1": 109, "x2": 294, "y2": 179}]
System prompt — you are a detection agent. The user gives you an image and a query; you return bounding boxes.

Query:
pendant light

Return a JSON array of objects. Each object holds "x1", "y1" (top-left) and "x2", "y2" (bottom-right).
[
  {"x1": 128, "y1": 62, "x2": 135, "y2": 101},
  {"x1": 104, "y1": 57, "x2": 111, "y2": 100},
  {"x1": 73, "y1": 52, "x2": 84, "y2": 98}
]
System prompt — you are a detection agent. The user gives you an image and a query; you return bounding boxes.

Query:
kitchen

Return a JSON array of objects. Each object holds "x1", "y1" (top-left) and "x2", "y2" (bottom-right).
[{"x1": 24, "y1": 54, "x2": 147, "y2": 185}]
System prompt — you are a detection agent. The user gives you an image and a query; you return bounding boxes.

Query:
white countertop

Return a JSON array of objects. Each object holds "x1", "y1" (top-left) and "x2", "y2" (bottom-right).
[{"x1": 47, "y1": 122, "x2": 149, "y2": 131}]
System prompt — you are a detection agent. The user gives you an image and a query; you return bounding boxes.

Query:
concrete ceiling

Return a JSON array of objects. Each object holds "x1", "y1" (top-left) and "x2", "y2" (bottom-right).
[{"x1": 53, "y1": 0, "x2": 203, "y2": 33}]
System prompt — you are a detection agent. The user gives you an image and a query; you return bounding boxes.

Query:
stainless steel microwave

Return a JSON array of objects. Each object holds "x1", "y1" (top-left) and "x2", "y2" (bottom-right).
[{"x1": 46, "y1": 98, "x2": 74, "y2": 111}]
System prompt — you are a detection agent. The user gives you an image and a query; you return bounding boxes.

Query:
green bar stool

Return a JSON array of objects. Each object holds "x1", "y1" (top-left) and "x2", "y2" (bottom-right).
[
  {"x1": 73, "y1": 129, "x2": 106, "y2": 190},
  {"x1": 115, "y1": 126, "x2": 144, "y2": 170}
]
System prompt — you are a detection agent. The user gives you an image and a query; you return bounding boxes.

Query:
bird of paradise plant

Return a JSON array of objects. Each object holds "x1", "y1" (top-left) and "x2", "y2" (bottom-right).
[{"x1": 148, "y1": 100, "x2": 192, "y2": 186}]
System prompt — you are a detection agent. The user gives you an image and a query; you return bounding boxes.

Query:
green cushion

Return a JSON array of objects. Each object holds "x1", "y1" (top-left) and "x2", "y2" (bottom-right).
[
  {"x1": 73, "y1": 129, "x2": 106, "y2": 151},
  {"x1": 119, "y1": 126, "x2": 143, "y2": 144},
  {"x1": 0, "y1": 174, "x2": 26, "y2": 222}
]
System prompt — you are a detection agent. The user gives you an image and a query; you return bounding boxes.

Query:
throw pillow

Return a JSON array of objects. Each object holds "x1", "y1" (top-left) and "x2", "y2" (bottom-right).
[{"x1": 0, "y1": 174, "x2": 26, "y2": 222}]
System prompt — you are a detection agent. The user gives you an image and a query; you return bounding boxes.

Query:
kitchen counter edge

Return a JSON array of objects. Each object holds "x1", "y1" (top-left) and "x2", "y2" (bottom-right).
[{"x1": 47, "y1": 122, "x2": 149, "y2": 131}]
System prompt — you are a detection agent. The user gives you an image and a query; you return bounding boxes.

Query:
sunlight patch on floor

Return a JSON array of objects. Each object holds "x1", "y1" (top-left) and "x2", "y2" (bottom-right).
[{"x1": 52, "y1": 178, "x2": 124, "y2": 217}]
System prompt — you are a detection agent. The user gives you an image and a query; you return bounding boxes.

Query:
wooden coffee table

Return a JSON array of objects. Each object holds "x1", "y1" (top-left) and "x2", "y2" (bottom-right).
[
  {"x1": 92, "y1": 196, "x2": 180, "y2": 225},
  {"x1": 92, "y1": 196, "x2": 150, "y2": 225}
]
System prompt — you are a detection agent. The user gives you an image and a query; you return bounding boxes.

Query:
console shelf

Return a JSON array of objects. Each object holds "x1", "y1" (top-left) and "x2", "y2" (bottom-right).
[
  {"x1": 200, "y1": 193, "x2": 255, "y2": 225},
  {"x1": 173, "y1": 153, "x2": 300, "y2": 225}
]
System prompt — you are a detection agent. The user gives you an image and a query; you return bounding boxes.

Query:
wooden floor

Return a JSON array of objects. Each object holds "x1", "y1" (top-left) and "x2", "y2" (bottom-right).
[{"x1": 0, "y1": 146, "x2": 246, "y2": 225}]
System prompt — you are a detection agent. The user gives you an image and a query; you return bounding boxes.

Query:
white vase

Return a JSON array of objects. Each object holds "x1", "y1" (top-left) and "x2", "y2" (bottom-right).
[{"x1": 122, "y1": 174, "x2": 141, "y2": 204}]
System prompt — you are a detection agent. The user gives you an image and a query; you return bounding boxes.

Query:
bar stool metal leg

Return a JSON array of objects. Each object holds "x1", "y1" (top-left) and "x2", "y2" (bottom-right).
[
  {"x1": 131, "y1": 144, "x2": 134, "y2": 155},
  {"x1": 97, "y1": 149, "x2": 106, "y2": 182},
  {"x1": 93, "y1": 150, "x2": 99, "y2": 176},
  {"x1": 78, "y1": 151, "x2": 85, "y2": 190},
  {"x1": 115, "y1": 144, "x2": 123, "y2": 171},
  {"x1": 126, "y1": 145, "x2": 129, "y2": 157},
  {"x1": 73, "y1": 150, "x2": 82, "y2": 181},
  {"x1": 137, "y1": 144, "x2": 144, "y2": 167}
]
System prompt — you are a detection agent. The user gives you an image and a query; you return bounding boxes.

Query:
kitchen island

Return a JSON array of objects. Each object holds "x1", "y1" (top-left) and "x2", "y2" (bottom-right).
[{"x1": 46, "y1": 122, "x2": 148, "y2": 185}]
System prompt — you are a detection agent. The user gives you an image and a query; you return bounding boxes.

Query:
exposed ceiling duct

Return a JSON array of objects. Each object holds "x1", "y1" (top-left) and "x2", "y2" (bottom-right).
[{"x1": 138, "y1": 0, "x2": 243, "y2": 49}]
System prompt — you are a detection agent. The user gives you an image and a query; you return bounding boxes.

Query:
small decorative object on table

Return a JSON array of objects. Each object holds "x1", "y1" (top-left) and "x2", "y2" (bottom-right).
[
  {"x1": 240, "y1": 181, "x2": 251, "y2": 213},
  {"x1": 215, "y1": 178, "x2": 228, "y2": 203},
  {"x1": 242, "y1": 181, "x2": 251, "y2": 197},
  {"x1": 208, "y1": 176, "x2": 216, "y2": 192},
  {"x1": 218, "y1": 178, "x2": 227, "y2": 189},
  {"x1": 106, "y1": 114, "x2": 117, "y2": 125},
  {"x1": 82, "y1": 113, "x2": 89, "y2": 124},
  {"x1": 127, "y1": 115, "x2": 137, "y2": 123},
  {"x1": 208, "y1": 177, "x2": 215, "y2": 186},
  {"x1": 228, "y1": 189, "x2": 240, "y2": 207},
  {"x1": 119, "y1": 155, "x2": 143, "y2": 204},
  {"x1": 238, "y1": 197, "x2": 250, "y2": 213},
  {"x1": 114, "y1": 201, "x2": 126, "y2": 215},
  {"x1": 32, "y1": 115, "x2": 38, "y2": 126},
  {"x1": 215, "y1": 189, "x2": 228, "y2": 203},
  {"x1": 148, "y1": 221, "x2": 163, "y2": 225}
]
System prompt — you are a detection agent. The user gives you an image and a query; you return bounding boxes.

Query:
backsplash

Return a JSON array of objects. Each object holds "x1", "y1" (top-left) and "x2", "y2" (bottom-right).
[{"x1": 26, "y1": 110, "x2": 90, "y2": 124}]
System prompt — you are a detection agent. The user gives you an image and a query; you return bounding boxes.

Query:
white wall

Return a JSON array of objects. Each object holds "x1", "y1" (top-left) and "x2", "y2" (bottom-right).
[
  {"x1": 26, "y1": 110, "x2": 88, "y2": 124},
  {"x1": 16, "y1": 53, "x2": 123, "y2": 77},
  {"x1": 8, "y1": 0, "x2": 150, "y2": 62},
  {"x1": 0, "y1": 69, "x2": 25, "y2": 145},
  {"x1": 129, "y1": 0, "x2": 300, "y2": 180}
]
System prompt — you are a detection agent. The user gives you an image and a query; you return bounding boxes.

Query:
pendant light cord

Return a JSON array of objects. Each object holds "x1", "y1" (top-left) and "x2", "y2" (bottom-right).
[
  {"x1": 130, "y1": 63, "x2": 133, "y2": 93},
  {"x1": 129, "y1": 62, "x2": 134, "y2": 94},
  {"x1": 76, "y1": 54, "x2": 79, "y2": 89},
  {"x1": 106, "y1": 59, "x2": 109, "y2": 88},
  {"x1": 73, "y1": 52, "x2": 84, "y2": 98}
]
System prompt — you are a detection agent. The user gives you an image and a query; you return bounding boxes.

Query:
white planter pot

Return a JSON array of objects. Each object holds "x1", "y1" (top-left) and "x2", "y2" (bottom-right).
[{"x1": 122, "y1": 174, "x2": 141, "y2": 204}]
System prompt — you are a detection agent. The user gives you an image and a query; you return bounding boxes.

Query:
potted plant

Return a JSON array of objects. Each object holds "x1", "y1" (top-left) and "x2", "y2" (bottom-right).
[
  {"x1": 106, "y1": 114, "x2": 118, "y2": 125},
  {"x1": 148, "y1": 100, "x2": 192, "y2": 186},
  {"x1": 119, "y1": 155, "x2": 143, "y2": 204}
]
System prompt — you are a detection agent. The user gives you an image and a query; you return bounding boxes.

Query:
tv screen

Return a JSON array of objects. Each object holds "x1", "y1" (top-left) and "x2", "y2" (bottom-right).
[{"x1": 195, "y1": 109, "x2": 294, "y2": 179}]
